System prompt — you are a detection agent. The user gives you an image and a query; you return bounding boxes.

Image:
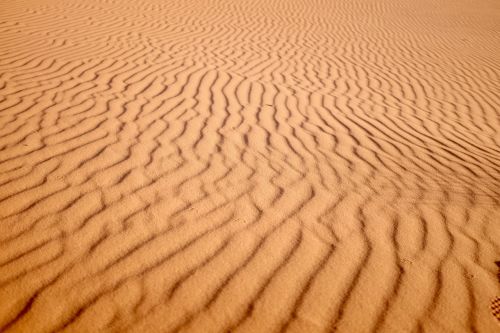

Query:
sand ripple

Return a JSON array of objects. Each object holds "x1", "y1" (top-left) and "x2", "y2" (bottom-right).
[{"x1": 0, "y1": 0, "x2": 499, "y2": 332}]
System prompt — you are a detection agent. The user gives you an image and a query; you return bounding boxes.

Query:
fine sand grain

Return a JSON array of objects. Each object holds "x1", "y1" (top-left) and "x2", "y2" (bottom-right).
[{"x1": 1, "y1": 0, "x2": 500, "y2": 332}]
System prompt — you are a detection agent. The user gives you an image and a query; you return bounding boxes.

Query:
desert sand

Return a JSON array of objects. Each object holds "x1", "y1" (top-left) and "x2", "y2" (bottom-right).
[{"x1": 0, "y1": 0, "x2": 499, "y2": 332}]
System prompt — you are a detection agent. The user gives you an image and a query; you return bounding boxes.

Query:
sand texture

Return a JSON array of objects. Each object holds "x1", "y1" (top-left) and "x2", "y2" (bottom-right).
[{"x1": 1, "y1": 0, "x2": 500, "y2": 332}]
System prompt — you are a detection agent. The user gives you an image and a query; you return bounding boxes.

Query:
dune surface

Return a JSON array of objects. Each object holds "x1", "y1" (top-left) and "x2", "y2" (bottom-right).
[{"x1": 1, "y1": 0, "x2": 500, "y2": 332}]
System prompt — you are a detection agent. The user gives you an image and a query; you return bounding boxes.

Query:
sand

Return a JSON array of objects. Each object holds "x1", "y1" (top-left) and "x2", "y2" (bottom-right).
[{"x1": 0, "y1": 0, "x2": 499, "y2": 332}]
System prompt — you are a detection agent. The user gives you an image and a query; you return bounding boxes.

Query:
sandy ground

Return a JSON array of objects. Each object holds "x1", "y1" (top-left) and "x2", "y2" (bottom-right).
[{"x1": 0, "y1": 0, "x2": 499, "y2": 332}]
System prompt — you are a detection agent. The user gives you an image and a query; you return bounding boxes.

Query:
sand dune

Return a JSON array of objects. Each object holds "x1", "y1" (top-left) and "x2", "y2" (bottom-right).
[{"x1": 1, "y1": 0, "x2": 500, "y2": 332}]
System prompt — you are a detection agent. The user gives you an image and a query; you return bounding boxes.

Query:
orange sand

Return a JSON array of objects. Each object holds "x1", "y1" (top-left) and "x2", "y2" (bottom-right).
[{"x1": 1, "y1": 0, "x2": 500, "y2": 332}]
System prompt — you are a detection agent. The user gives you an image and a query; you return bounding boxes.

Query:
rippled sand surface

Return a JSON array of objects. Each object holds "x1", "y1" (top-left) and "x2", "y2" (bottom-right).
[{"x1": 1, "y1": 0, "x2": 500, "y2": 332}]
